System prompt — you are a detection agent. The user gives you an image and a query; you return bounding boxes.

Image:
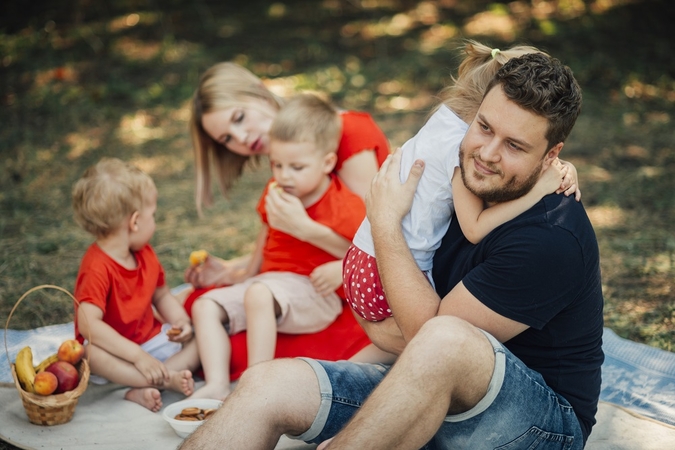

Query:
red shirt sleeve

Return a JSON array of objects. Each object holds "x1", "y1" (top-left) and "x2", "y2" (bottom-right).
[{"x1": 336, "y1": 111, "x2": 390, "y2": 171}]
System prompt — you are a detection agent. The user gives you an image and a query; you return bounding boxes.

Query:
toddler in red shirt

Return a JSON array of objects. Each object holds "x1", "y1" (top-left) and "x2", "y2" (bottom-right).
[
  {"x1": 190, "y1": 94, "x2": 366, "y2": 400},
  {"x1": 72, "y1": 158, "x2": 200, "y2": 411}
]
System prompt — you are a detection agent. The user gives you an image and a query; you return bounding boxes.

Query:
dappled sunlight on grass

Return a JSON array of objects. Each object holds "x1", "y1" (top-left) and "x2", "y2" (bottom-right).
[
  {"x1": 636, "y1": 166, "x2": 665, "y2": 178},
  {"x1": 131, "y1": 155, "x2": 188, "y2": 176},
  {"x1": 111, "y1": 36, "x2": 161, "y2": 61},
  {"x1": 587, "y1": 205, "x2": 625, "y2": 229},
  {"x1": 340, "y1": 1, "x2": 441, "y2": 41},
  {"x1": 643, "y1": 253, "x2": 675, "y2": 276},
  {"x1": 65, "y1": 128, "x2": 104, "y2": 159},
  {"x1": 418, "y1": 24, "x2": 458, "y2": 54},
  {"x1": 1, "y1": 0, "x2": 674, "y2": 353},
  {"x1": 108, "y1": 13, "x2": 141, "y2": 32},
  {"x1": 624, "y1": 79, "x2": 675, "y2": 103},
  {"x1": 590, "y1": 0, "x2": 638, "y2": 14},
  {"x1": 464, "y1": 8, "x2": 518, "y2": 41},
  {"x1": 581, "y1": 164, "x2": 612, "y2": 182},
  {"x1": 118, "y1": 110, "x2": 165, "y2": 144}
]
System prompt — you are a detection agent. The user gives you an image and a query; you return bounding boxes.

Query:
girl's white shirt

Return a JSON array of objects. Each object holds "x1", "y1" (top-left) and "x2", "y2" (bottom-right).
[{"x1": 352, "y1": 105, "x2": 468, "y2": 272}]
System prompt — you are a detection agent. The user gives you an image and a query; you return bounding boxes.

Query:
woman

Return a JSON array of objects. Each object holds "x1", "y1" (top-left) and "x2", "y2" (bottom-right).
[
  {"x1": 185, "y1": 62, "x2": 390, "y2": 292},
  {"x1": 182, "y1": 63, "x2": 390, "y2": 379}
]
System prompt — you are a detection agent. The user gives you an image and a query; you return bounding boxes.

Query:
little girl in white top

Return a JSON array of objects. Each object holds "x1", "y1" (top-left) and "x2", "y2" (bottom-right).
[{"x1": 344, "y1": 41, "x2": 580, "y2": 322}]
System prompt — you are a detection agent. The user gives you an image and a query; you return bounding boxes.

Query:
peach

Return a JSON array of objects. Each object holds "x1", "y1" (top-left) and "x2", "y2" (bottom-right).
[
  {"x1": 46, "y1": 361, "x2": 80, "y2": 393},
  {"x1": 189, "y1": 250, "x2": 208, "y2": 266},
  {"x1": 57, "y1": 339, "x2": 84, "y2": 365},
  {"x1": 33, "y1": 371, "x2": 58, "y2": 396}
]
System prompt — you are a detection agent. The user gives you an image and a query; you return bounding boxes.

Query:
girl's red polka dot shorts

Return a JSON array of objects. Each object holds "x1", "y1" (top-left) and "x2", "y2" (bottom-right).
[{"x1": 343, "y1": 244, "x2": 392, "y2": 322}]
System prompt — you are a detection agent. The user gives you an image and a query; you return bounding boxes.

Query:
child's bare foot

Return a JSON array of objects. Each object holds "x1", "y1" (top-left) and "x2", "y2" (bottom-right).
[
  {"x1": 125, "y1": 387, "x2": 162, "y2": 412},
  {"x1": 189, "y1": 382, "x2": 230, "y2": 401},
  {"x1": 166, "y1": 369, "x2": 194, "y2": 396}
]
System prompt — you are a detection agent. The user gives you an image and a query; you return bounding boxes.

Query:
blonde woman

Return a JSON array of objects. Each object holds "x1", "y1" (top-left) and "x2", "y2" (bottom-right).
[{"x1": 184, "y1": 62, "x2": 390, "y2": 299}]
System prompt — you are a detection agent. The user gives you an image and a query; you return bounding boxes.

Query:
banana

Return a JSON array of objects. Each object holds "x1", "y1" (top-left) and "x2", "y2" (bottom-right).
[
  {"x1": 34, "y1": 353, "x2": 59, "y2": 373},
  {"x1": 14, "y1": 346, "x2": 36, "y2": 393}
]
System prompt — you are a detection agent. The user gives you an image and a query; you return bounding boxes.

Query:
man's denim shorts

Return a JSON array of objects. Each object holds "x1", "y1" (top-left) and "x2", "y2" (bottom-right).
[{"x1": 291, "y1": 330, "x2": 584, "y2": 449}]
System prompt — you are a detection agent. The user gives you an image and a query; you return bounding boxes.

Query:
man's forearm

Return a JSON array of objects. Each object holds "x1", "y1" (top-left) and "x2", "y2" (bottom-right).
[{"x1": 372, "y1": 223, "x2": 440, "y2": 342}]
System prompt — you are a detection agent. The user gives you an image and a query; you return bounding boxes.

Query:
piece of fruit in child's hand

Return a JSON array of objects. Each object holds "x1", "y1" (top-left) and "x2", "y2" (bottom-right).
[
  {"x1": 189, "y1": 250, "x2": 208, "y2": 266},
  {"x1": 166, "y1": 327, "x2": 182, "y2": 337},
  {"x1": 270, "y1": 181, "x2": 282, "y2": 192}
]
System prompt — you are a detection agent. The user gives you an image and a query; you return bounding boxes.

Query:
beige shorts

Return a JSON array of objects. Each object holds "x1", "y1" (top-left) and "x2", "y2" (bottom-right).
[{"x1": 197, "y1": 272, "x2": 343, "y2": 335}]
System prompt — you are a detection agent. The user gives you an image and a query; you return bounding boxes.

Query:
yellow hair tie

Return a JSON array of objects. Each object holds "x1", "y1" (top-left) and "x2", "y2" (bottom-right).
[{"x1": 491, "y1": 48, "x2": 501, "y2": 59}]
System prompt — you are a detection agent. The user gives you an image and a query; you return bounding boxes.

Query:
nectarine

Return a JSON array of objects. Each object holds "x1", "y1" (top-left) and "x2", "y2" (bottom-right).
[
  {"x1": 34, "y1": 371, "x2": 58, "y2": 395},
  {"x1": 46, "y1": 361, "x2": 80, "y2": 393},
  {"x1": 57, "y1": 339, "x2": 84, "y2": 365}
]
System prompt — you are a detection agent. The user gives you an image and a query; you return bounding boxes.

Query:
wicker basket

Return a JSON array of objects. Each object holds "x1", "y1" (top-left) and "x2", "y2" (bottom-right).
[{"x1": 4, "y1": 285, "x2": 91, "y2": 426}]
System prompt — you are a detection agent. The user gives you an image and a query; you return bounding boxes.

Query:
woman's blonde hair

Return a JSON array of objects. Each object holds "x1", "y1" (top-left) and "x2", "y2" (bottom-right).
[
  {"x1": 190, "y1": 62, "x2": 284, "y2": 216},
  {"x1": 72, "y1": 158, "x2": 156, "y2": 238},
  {"x1": 270, "y1": 93, "x2": 342, "y2": 155},
  {"x1": 436, "y1": 40, "x2": 547, "y2": 123}
]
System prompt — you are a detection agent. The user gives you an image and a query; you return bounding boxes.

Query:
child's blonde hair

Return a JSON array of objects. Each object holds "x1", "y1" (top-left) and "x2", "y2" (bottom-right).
[
  {"x1": 436, "y1": 40, "x2": 547, "y2": 123},
  {"x1": 72, "y1": 158, "x2": 156, "y2": 238},
  {"x1": 190, "y1": 62, "x2": 284, "y2": 215},
  {"x1": 269, "y1": 93, "x2": 342, "y2": 155}
]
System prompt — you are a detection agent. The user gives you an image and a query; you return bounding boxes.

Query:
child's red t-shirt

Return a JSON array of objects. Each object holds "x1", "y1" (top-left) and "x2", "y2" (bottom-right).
[
  {"x1": 74, "y1": 243, "x2": 164, "y2": 345},
  {"x1": 257, "y1": 174, "x2": 366, "y2": 278}
]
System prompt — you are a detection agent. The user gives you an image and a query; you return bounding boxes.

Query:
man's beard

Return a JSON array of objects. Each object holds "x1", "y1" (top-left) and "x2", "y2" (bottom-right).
[{"x1": 459, "y1": 146, "x2": 543, "y2": 204}]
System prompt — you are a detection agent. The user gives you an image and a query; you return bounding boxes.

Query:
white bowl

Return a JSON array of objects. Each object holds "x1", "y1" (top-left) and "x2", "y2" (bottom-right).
[{"x1": 162, "y1": 398, "x2": 223, "y2": 438}]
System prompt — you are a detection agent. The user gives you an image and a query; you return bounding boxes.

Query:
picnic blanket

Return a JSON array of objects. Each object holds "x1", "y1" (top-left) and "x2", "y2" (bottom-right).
[{"x1": 2, "y1": 325, "x2": 675, "y2": 449}]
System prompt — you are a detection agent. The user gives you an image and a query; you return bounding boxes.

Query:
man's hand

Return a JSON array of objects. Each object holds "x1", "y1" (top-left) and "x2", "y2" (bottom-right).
[{"x1": 366, "y1": 147, "x2": 425, "y2": 232}]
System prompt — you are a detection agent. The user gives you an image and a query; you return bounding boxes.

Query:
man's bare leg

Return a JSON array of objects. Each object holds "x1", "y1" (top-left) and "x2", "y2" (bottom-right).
[
  {"x1": 179, "y1": 358, "x2": 321, "y2": 450},
  {"x1": 325, "y1": 316, "x2": 495, "y2": 449}
]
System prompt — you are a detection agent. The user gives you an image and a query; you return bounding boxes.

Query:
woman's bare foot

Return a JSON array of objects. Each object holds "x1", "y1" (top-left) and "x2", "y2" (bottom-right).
[
  {"x1": 125, "y1": 387, "x2": 162, "y2": 412},
  {"x1": 166, "y1": 369, "x2": 195, "y2": 396},
  {"x1": 189, "y1": 382, "x2": 230, "y2": 401}
]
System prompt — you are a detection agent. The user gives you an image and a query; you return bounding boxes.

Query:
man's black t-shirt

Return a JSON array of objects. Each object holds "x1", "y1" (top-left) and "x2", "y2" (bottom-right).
[{"x1": 432, "y1": 193, "x2": 604, "y2": 443}]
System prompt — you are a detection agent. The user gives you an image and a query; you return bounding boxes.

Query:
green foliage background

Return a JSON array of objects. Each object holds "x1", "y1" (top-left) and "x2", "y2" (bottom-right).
[{"x1": 1, "y1": 0, "x2": 673, "y2": 376}]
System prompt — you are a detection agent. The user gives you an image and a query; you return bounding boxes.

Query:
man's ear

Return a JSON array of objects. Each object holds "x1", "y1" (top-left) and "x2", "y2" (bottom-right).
[
  {"x1": 323, "y1": 152, "x2": 338, "y2": 174},
  {"x1": 129, "y1": 211, "x2": 140, "y2": 232},
  {"x1": 545, "y1": 142, "x2": 564, "y2": 165}
]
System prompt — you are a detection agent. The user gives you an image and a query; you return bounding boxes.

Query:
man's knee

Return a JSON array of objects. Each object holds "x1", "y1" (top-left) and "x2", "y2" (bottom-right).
[
  {"x1": 417, "y1": 316, "x2": 476, "y2": 343},
  {"x1": 237, "y1": 358, "x2": 315, "y2": 399},
  {"x1": 235, "y1": 358, "x2": 321, "y2": 429},
  {"x1": 410, "y1": 316, "x2": 490, "y2": 363},
  {"x1": 238, "y1": 358, "x2": 285, "y2": 389}
]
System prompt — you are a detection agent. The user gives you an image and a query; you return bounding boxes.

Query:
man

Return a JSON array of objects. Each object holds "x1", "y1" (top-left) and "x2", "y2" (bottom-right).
[{"x1": 180, "y1": 53, "x2": 604, "y2": 450}]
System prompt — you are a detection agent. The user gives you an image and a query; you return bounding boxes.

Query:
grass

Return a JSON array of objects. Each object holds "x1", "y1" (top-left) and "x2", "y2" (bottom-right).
[{"x1": 1, "y1": 0, "x2": 674, "y2": 446}]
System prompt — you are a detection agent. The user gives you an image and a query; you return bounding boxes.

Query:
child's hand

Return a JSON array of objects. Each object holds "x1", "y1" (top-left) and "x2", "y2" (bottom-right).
[
  {"x1": 133, "y1": 351, "x2": 169, "y2": 386},
  {"x1": 535, "y1": 158, "x2": 566, "y2": 196},
  {"x1": 557, "y1": 159, "x2": 581, "y2": 201},
  {"x1": 310, "y1": 260, "x2": 343, "y2": 297},
  {"x1": 166, "y1": 323, "x2": 193, "y2": 343},
  {"x1": 184, "y1": 254, "x2": 235, "y2": 288},
  {"x1": 265, "y1": 185, "x2": 313, "y2": 237}
]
